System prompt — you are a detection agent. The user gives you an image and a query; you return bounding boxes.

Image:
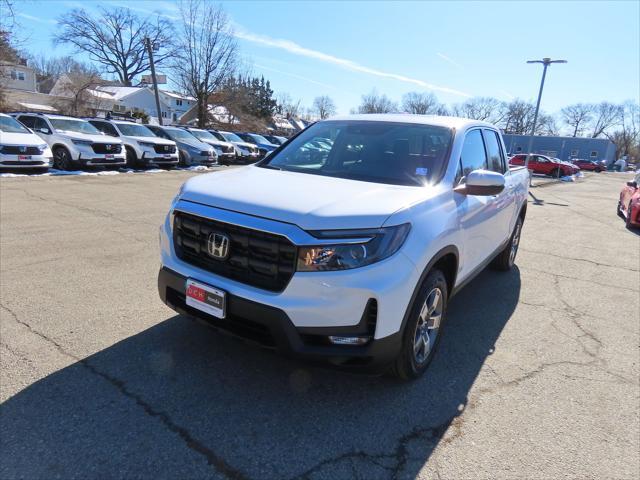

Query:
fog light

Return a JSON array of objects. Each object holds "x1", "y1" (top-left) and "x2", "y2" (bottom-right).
[{"x1": 328, "y1": 336, "x2": 371, "y2": 345}]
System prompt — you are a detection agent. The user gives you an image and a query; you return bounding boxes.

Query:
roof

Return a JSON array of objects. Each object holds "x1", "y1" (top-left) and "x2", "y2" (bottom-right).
[
  {"x1": 327, "y1": 114, "x2": 495, "y2": 129},
  {"x1": 17, "y1": 102, "x2": 57, "y2": 112},
  {"x1": 159, "y1": 90, "x2": 196, "y2": 101},
  {"x1": 95, "y1": 86, "x2": 145, "y2": 100}
]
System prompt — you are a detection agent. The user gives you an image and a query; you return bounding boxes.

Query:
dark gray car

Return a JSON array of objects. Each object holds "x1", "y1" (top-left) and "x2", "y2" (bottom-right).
[{"x1": 147, "y1": 125, "x2": 217, "y2": 167}]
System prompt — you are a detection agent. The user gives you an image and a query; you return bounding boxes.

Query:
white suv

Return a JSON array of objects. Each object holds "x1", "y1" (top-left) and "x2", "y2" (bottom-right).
[
  {"x1": 0, "y1": 113, "x2": 52, "y2": 172},
  {"x1": 158, "y1": 115, "x2": 530, "y2": 379},
  {"x1": 13, "y1": 113, "x2": 125, "y2": 170},
  {"x1": 87, "y1": 118, "x2": 179, "y2": 169}
]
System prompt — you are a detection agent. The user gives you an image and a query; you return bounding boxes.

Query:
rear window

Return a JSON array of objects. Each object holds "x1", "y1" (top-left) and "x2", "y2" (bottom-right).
[{"x1": 260, "y1": 120, "x2": 453, "y2": 186}]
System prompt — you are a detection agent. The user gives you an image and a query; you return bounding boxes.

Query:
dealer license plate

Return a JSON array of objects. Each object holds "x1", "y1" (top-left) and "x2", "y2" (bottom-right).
[{"x1": 185, "y1": 279, "x2": 226, "y2": 319}]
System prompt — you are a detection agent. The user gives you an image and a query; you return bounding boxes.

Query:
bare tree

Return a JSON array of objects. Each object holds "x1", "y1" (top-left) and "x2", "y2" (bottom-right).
[
  {"x1": 356, "y1": 90, "x2": 397, "y2": 114},
  {"x1": 172, "y1": 0, "x2": 237, "y2": 128},
  {"x1": 51, "y1": 69, "x2": 105, "y2": 116},
  {"x1": 606, "y1": 101, "x2": 640, "y2": 159},
  {"x1": 561, "y1": 103, "x2": 593, "y2": 137},
  {"x1": 312, "y1": 95, "x2": 336, "y2": 119},
  {"x1": 502, "y1": 99, "x2": 537, "y2": 134},
  {"x1": 401, "y1": 91, "x2": 443, "y2": 115},
  {"x1": 29, "y1": 54, "x2": 97, "y2": 93},
  {"x1": 53, "y1": 7, "x2": 175, "y2": 86},
  {"x1": 451, "y1": 97, "x2": 505, "y2": 124},
  {"x1": 590, "y1": 102, "x2": 622, "y2": 138},
  {"x1": 276, "y1": 92, "x2": 302, "y2": 118}
]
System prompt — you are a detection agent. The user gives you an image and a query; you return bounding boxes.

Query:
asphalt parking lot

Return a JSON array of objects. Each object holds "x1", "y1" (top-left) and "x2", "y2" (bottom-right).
[{"x1": 1, "y1": 170, "x2": 638, "y2": 479}]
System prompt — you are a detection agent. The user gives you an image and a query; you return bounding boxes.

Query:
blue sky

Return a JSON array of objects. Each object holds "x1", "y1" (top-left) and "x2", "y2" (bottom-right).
[{"x1": 12, "y1": 0, "x2": 640, "y2": 116}]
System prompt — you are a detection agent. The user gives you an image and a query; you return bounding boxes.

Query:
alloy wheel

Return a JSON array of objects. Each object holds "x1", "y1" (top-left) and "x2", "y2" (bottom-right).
[{"x1": 413, "y1": 287, "x2": 443, "y2": 365}]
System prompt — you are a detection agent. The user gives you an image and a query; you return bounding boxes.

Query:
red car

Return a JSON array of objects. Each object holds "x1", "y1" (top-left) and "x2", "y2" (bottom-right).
[
  {"x1": 618, "y1": 173, "x2": 640, "y2": 228},
  {"x1": 572, "y1": 159, "x2": 606, "y2": 172},
  {"x1": 509, "y1": 154, "x2": 579, "y2": 177}
]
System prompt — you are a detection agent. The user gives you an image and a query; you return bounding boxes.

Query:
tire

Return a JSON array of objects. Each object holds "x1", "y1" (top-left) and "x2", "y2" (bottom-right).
[
  {"x1": 550, "y1": 168, "x2": 561, "y2": 178},
  {"x1": 125, "y1": 147, "x2": 139, "y2": 169},
  {"x1": 617, "y1": 200, "x2": 624, "y2": 218},
  {"x1": 53, "y1": 146, "x2": 75, "y2": 171},
  {"x1": 491, "y1": 216, "x2": 523, "y2": 271},
  {"x1": 179, "y1": 151, "x2": 190, "y2": 167},
  {"x1": 626, "y1": 202, "x2": 633, "y2": 228},
  {"x1": 392, "y1": 269, "x2": 448, "y2": 380}
]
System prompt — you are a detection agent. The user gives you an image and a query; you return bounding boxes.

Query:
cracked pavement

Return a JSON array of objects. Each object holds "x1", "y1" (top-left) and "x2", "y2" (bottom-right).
[{"x1": 1, "y1": 171, "x2": 638, "y2": 479}]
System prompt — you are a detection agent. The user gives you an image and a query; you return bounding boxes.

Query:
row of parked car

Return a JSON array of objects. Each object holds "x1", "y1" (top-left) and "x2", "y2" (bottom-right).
[
  {"x1": 508, "y1": 153, "x2": 606, "y2": 177},
  {"x1": 0, "y1": 112, "x2": 290, "y2": 172}
]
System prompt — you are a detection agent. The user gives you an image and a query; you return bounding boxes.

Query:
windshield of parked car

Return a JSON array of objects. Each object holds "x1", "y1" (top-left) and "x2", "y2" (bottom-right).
[
  {"x1": 260, "y1": 121, "x2": 453, "y2": 186},
  {"x1": 189, "y1": 129, "x2": 217, "y2": 142},
  {"x1": 50, "y1": 118, "x2": 101, "y2": 135},
  {"x1": 220, "y1": 132, "x2": 244, "y2": 143},
  {"x1": 115, "y1": 123, "x2": 155, "y2": 137},
  {"x1": 210, "y1": 131, "x2": 227, "y2": 141},
  {"x1": 165, "y1": 128, "x2": 199, "y2": 143},
  {"x1": 0, "y1": 115, "x2": 31, "y2": 133},
  {"x1": 249, "y1": 133, "x2": 273, "y2": 145}
]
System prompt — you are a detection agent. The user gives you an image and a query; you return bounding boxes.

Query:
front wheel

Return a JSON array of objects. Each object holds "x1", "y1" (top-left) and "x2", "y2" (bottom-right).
[
  {"x1": 53, "y1": 146, "x2": 75, "y2": 171},
  {"x1": 392, "y1": 269, "x2": 448, "y2": 380},
  {"x1": 491, "y1": 216, "x2": 523, "y2": 271},
  {"x1": 626, "y1": 201, "x2": 634, "y2": 228}
]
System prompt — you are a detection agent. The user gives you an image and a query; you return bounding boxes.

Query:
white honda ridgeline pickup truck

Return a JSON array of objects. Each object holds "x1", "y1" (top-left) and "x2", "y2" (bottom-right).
[{"x1": 158, "y1": 115, "x2": 529, "y2": 379}]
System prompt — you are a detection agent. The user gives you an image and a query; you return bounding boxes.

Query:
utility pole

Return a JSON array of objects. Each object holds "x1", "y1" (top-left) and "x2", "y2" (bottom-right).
[
  {"x1": 524, "y1": 58, "x2": 567, "y2": 173},
  {"x1": 145, "y1": 37, "x2": 163, "y2": 126}
]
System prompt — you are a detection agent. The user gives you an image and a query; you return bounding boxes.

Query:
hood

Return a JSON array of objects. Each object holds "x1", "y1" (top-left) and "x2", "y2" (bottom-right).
[
  {"x1": 199, "y1": 138, "x2": 233, "y2": 148},
  {"x1": 0, "y1": 130, "x2": 47, "y2": 146},
  {"x1": 176, "y1": 139, "x2": 211, "y2": 151},
  {"x1": 179, "y1": 165, "x2": 434, "y2": 230},
  {"x1": 232, "y1": 141, "x2": 257, "y2": 150},
  {"x1": 127, "y1": 135, "x2": 174, "y2": 146},
  {"x1": 59, "y1": 132, "x2": 122, "y2": 144}
]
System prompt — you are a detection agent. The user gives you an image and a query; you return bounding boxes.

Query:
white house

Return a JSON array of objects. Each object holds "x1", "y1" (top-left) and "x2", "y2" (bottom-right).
[
  {"x1": 0, "y1": 61, "x2": 37, "y2": 92},
  {"x1": 158, "y1": 90, "x2": 196, "y2": 122}
]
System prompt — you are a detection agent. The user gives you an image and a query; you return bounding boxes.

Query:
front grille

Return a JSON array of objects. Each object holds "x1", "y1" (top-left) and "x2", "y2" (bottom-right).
[
  {"x1": 0, "y1": 145, "x2": 42, "y2": 155},
  {"x1": 154, "y1": 144, "x2": 176, "y2": 154},
  {"x1": 200, "y1": 151, "x2": 211, "y2": 156},
  {"x1": 0, "y1": 160, "x2": 47, "y2": 166},
  {"x1": 222, "y1": 146, "x2": 234, "y2": 154},
  {"x1": 173, "y1": 212, "x2": 297, "y2": 292},
  {"x1": 92, "y1": 143, "x2": 122, "y2": 154}
]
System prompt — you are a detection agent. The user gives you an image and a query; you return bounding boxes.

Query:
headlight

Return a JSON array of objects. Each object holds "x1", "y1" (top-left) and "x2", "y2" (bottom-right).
[
  {"x1": 72, "y1": 139, "x2": 93, "y2": 146},
  {"x1": 297, "y1": 223, "x2": 411, "y2": 272},
  {"x1": 139, "y1": 141, "x2": 155, "y2": 148}
]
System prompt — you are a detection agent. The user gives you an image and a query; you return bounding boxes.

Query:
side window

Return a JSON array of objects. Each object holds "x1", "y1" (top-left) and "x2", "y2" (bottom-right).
[
  {"x1": 34, "y1": 118, "x2": 51, "y2": 133},
  {"x1": 459, "y1": 129, "x2": 488, "y2": 178},
  {"x1": 18, "y1": 116, "x2": 36, "y2": 129},
  {"x1": 482, "y1": 129, "x2": 505, "y2": 173},
  {"x1": 92, "y1": 121, "x2": 118, "y2": 137}
]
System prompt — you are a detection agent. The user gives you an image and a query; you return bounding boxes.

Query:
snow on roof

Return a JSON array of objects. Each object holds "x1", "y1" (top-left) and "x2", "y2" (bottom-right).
[
  {"x1": 17, "y1": 102, "x2": 57, "y2": 112},
  {"x1": 207, "y1": 105, "x2": 239, "y2": 124},
  {"x1": 160, "y1": 90, "x2": 196, "y2": 101},
  {"x1": 87, "y1": 89, "x2": 115, "y2": 100},
  {"x1": 273, "y1": 115, "x2": 295, "y2": 130},
  {"x1": 95, "y1": 86, "x2": 144, "y2": 100}
]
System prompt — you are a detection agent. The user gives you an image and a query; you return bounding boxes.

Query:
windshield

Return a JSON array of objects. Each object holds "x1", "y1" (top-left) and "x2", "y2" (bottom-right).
[
  {"x1": 190, "y1": 129, "x2": 217, "y2": 142},
  {"x1": 0, "y1": 115, "x2": 31, "y2": 134},
  {"x1": 210, "y1": 131, "x2": 227, "y2": 142},
  {"x1": 165, "y1": 128, "x2": 199, "y2": 143},
  {"x1": 220, "y1": 132, "x2": 244, "y2": 143},
  {"x1": 249, "y1": 133, "x2": 272, "y2": 145},
  {"x1": 116, "y1": 123, "x2": 155, "y2": 137},
  {"x1": 50, "y1": 118, "x2": 101, "y2": 135},
  {"x1": 260, "y1": 121, "x2": 453, "y2": 186}
]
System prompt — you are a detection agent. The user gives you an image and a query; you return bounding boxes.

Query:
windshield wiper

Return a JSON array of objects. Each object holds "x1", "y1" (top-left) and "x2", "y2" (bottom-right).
[{"x1": 260, "y1": 164, "x2": 282, "y2": 170}]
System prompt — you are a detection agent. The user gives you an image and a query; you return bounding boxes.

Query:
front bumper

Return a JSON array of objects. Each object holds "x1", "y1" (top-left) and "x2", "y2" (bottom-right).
[
  {"x1": 141, "y1": 152, "x2": 179, "y2": 165},
  {"x1": 0, "y1": 154, "x2": 52, "y2": 169},
  {"x1": 158, "y1": 266, "x2": 402, "y2": 370}
]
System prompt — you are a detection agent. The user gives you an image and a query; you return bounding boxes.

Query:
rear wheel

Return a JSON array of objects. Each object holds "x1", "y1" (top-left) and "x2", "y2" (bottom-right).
[
  {"x1": 53, "y1": 146, "x2": 75, "y2": 171},
  {"x1": 491, "y1": 216, "x2": 523, "y2": 271},
  {"x1": 626, "y1": 201, "x2": 633, "y2": 227},
  {"x1": 551, "y1": 168, "x2": 561, "y2": 178},
  {"x1": 392, "y1": 269, "x2": 448, "y2": 380}
]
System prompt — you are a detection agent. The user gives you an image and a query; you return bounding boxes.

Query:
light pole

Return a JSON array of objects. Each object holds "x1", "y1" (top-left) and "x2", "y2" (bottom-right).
[
  {"x1": 144, "y1": 37, "x2": 163, "y2": 126},
  {"x1": 524, "y1": 58, "x2": 567, "y2": 172}
]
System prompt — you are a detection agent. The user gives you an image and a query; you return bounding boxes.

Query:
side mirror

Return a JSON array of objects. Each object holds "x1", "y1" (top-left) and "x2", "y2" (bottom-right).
[
  {"x1": 455, "y1": 169, "x2": 505, "y2": 196},
  {"x1": 627, "y1": 181, "x2": 638, "y2": 188},
  {"x1": 38, "y1": 128, "x2": 51, "y2": 134}
]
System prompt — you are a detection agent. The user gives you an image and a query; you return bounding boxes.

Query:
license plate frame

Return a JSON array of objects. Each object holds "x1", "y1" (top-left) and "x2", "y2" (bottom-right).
[{"x1": 185, "y1": 279, "x2": 226, "y2": 319}]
